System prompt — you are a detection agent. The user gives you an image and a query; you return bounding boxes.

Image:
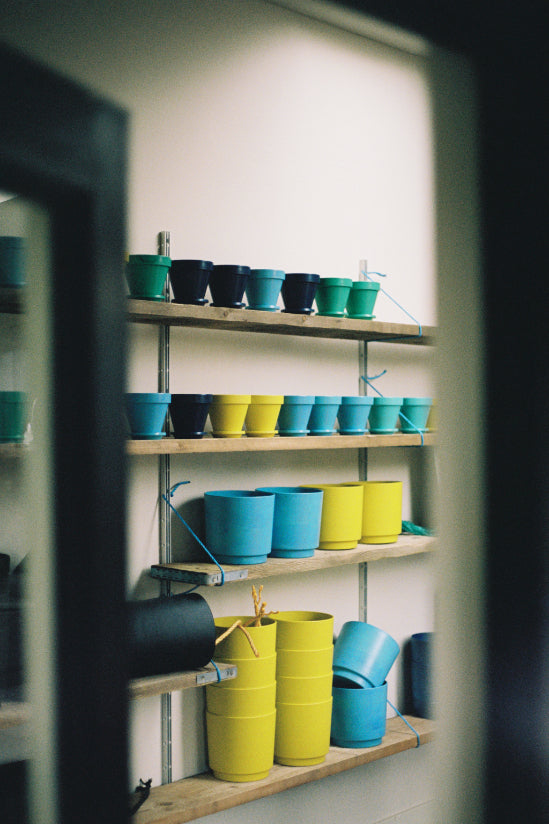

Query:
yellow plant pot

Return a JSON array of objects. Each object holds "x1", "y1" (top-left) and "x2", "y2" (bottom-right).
[
  {"x1": 357, "y1": 480, "x2": 403, "y2": 543},
  {"x1": 206, "y1": 710, "x2": 276, "y2": 782},
  {"x1": 303, "y1": 483, "x2": 363, "y2": 549},
  {"x1": 274, "y1": 698, "x2": 333, "y2": 766},
  {"x1": 209, "y1": 394, "x2": 251, "y2": 438},
  {"x1": 206, "y1": 681, "x2": 277, "y2": 716},
  {"x1": 273, "y1": 611, "x2": 334, "y2": 651},
  {"x1": 212, "y1": 652, "x2": 277, "y2": 688},
  {"x1": 214, "y1": 615, "x2": 277, "y2": 659},
  {"x1": 276, "y1": 673, "x2": 332, "y2": 704},
  {"x1": 245, "y1": 394, "x2": 284, "y2": 437},
  {"x1": 276, "y1": 646, "x2": 333, "y2": 677}
]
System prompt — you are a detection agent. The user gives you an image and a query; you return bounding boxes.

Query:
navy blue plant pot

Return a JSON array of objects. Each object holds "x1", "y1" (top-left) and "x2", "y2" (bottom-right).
[
  {"x1": 170, "y1": 393, "x2": 213, "y2": 438},
  {"x1": 410, "y1": 632, "x2": 435, "y2": 718},
  {"x1": 169, "y1": 259, "x2": 213, "y2": 305},
  {"x1": 209, "y1": 264, "x2": 250, "y2": 308},
  {"x1": 281, "y1": 272, "x2": 320, "y2": 315}
]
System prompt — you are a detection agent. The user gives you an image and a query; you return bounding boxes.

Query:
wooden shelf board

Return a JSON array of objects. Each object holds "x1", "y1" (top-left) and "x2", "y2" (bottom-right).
[
  {"x1": 127, "y1": 300, "x2": 435, "y2": 345},
  {"x1": 131, "y1": 714, "x2": 434, "y2": 823},
  {"x1": 150, "y1": 534, "x2": 436, "y2": 586},
  {"x1": 129, "y1": 663, "x2": 238, "y2": 699},
  {"x1": 0, "y1": 701, "x2": 31, "y2": 729},
  {"x1": 0, "y1": 442, "x2": 27, "y2": 458},
  {"x1": 127, "y1": 431, "x2": 435, "y2": 455}
]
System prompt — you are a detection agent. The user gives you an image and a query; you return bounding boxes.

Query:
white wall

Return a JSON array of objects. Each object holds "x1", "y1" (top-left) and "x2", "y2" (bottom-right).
[{"x1": 1, "y1": 2, "x2": 437, "y2": 821}]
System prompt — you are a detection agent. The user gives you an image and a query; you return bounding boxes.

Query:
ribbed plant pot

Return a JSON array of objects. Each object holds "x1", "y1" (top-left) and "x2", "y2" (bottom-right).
[
  {"x1": 256, "y1": 486, "x2": 324, "y2": 558},
  {"x1": 209, "y1": 394, "x2": 251, "y2": 438},
  {"x1": 0, "y1": 236, "x2": 25, "y2": 287},
  {"x1": 308, "y1": 396, "x2": 342, "y2": 436},
  {"x1": 275, "y1": 698, "x2": 333, "y2": 766},
  {"x1": 281, "y1": 273, "x2": 320, "y2": 314},
  {"x1": 245, "y1": 395, "x2": 284, "y2": 437},
  {"x1": 367, "y1": 396, "x2": 403, "y2": 434},
  {"x1": 169, "y1": 259, "x2": 213, "y2": 305},
  {"x1": 169, "y1": 393, "x2": 212, "y2": 438},
  {"x1": 209, "y1": 264, "x2": 250, "y2": 308},
  {"x1": 126, "y1": 254, "x2": 171, "y2": 300},
  {"x1": 245, "y1": 269, "x2": 285, "y2": 311},
  {"x1": 345, "y1": 281, "x2": 380, "y2": 319},
  {"x1": 206, "y1": 710, "x2": 276, "y2": 782},
  {"x1": 277, "y1": 395, "x2": 314, "y2": 437},
  {"x1": 0, "y1": 391, "x2": 27, "y2": 442},
  {"x1": 315, "y1": 277, "x2": 352, "y2": 317},
  {"x1": 331, "y1": 680, "x2": 388, "y2": 747},
  {"x1": 302, "y1": 483, "x2": 363, "y2": 550},
  {"x1": 204, "y1": 490, "x2": 275, "y2": 564},
  {"x1": 399, "y1": 397, "x2": 433, "y2": 433},
  {"x1": 337, "y1": 396, "x2": 374, "y2": 435},
  {"x1": 125, "y1": 392, "x2": 171, "y2": 439}
]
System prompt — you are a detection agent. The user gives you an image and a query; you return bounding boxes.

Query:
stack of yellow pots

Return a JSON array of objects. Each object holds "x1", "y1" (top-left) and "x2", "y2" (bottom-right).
[
  {"x1": 273, "y1": 611, "x2": 334, "y2": 766},
  {"x1": 206, "y1": 615, "x2": 277, "y2": 782}
]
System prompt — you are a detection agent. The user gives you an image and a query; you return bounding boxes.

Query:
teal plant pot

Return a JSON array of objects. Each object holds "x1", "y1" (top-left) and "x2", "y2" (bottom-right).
[
  {"x1": 308, "y1": 396, "x2": 342, "y2": 436},
  {"x1": 204, "y1": 490, "x2": 275, "y2": 565},
  {"x1": 277, "y1": 395, "x2": 314, "y2": 437},
  {"x1": 245, "y1": 269, "x2": 285, "y2": 311},
  {"x1": 367, "y1": 397, "x2": 403, "y2": 434},
  {"x1": 256, "y1": 486, "x2": 324, "y2": 558},
  {"x1": 0, "y1": 237, "x2": 25, "y2": 287},
  {"x1": 332, "y1": 621, "x2": 399, "y2": 688},
  {"x1": 345, "y1": 281, "x2": 380, "y2": 319},
  {"x1": 125, "y1": 392, "x2": 171, "y2": 439},
  {"x1": 315, "y1": 278, "x2": 353, "y2": 317},
  {"x1": 126, "y1": 254, "x2": 171, "y2": 301},
  {"x1": 0, "y1": 391, "x2": 27, "y2": 442},
  {"x1": 399, "y1": 397, "x2": 433, "y2": 433},
  {"x1": 337, "y1": 396, "x2": 374, "y2": 435},
  {"x1": 331, "y1": 680, "x2": 388, "y2": 748}
]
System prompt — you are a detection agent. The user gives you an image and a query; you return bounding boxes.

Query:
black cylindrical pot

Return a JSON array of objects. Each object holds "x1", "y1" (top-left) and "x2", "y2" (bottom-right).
[
  {"x1": 169, "y1": 259, "x2": 213, "y2": 305},
  {"x1": 281, "y1": 272, "x2": 320, "y2": 314},
  {"x1": 170, "y1": 393, "x2": 213, "y2": 439},
  {"x1": 209, "y1": 264, "x2": 250, "y2": 308},
  {"x1": 128, "y1": 592, "x2": 216, "y2": 678}
]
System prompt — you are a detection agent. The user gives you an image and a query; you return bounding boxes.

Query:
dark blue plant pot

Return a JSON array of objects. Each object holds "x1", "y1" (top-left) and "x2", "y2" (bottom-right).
[
  {"x1": 0, "y1": 236, "x2": 25, "y2": 287},
  {"x1": 410, "y1": 631, "x2": 434, "y2": 718},
  {"x1": 281, "y1": 273, "x2": 320, "y2": 315},
  {"x1": 256, "y1": 486, "x2": 324, "y2": 558},
  {"x1": 204, "y1": 490, "x2": 275, "y2": 564},
  {"x1": 125, "y1": 392, "x2": 171, "y2": 439},
  {"x1": 209, "y1": 264, "x2": 250, "y2": 309},
  {"x1": 331, "y1": 680, "x2": 388, "y2": 748},
  {"x1": 169, "y1": 259, "x2": 213, "y2": 305},
  {"x1": 277, "y1": 395, "x2": 314, "y2": 437},
  {"x1": 308, "y1": 396, "x2": 342, "y2": 436},
  {"x1": 337, "y1": 396, "x2": 374, "y2": 435},
  {"x1": 170, "y1": 393, "x2": 213, "y2": 438}
]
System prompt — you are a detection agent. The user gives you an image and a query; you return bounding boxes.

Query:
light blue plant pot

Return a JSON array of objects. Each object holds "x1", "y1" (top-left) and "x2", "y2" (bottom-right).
[
  {"x1": 125, "y1": 392, "x2": 171, "y2": 439},
  {"x1": 399, "y1": 397, "x2": 433, "y2": 433},
  {"x1": 332, "y1": 621, "x2": 399, "y2": 688},
  {"x1": 204, "y1": 490, "x2": 275, "y2": 565},
  {"x1": 337, "y1": 396, "x2": 374, "y2": 435},
  {"x1": 331, "y1": 680, "x2": 388, "y2": 747},
  {"x1": 245, "y1": 269, "x2": 286, "y2": 311},
  {"x1": 256, "y1": 486, "x2": 324, "y2": 558},
  {"x1": 308, "y1": 396, "x2": 342, "y2": 436},
  {"x1": 367, "y1": 397, "x2": 403, "y2": 434},
  {"x1": 277, "y1": 395, "x2": 314, "y2": 437}
]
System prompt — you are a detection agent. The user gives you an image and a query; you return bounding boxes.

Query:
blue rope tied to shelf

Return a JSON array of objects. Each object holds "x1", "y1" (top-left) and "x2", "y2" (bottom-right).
[
  {"x1": 387, "y1": 699, "x2": 421, "y2": 747},
  {"x1": 363, "y1": 269, "x2": 423, "y2": 342},
  {"x1": 360, "y1": 373, "x2": 425, "y2": 446},
  {"x1": 161, "y1": 480, "x2": 226, "y2": 590},
  {"x1": 402, "y1": 520, "x2": 434, "y2": 537},
  {"x1": 209, "y1": 659, "x2": 222, "y2": 682}
]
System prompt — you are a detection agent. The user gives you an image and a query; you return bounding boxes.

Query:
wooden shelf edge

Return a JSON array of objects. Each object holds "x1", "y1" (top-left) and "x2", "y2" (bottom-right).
[
  {"x1": 131, "y1": 715, "x2": 434, "y2": 823},
  {"x1": 0, "y1": 701, "x2": 31, "y2": 729},
  {"x1": 150, "y1": 534, "x2": 436, "y2": 586},
  {"x1": 129, "y1": 663, "x2": 238, "y2": 699}
]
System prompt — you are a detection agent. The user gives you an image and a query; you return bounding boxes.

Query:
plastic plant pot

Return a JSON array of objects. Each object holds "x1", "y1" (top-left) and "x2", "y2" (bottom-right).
[
  {"x1": 367, "y1": 396, "x2": 403, "y2": 434},
  {"x1": 245, "y1": 395, "x2": 284, "y2": 437},
  {"x1": 208, "y1": 394, "x2": 251, "y2": 438},
  {"x1": 0, "y1": 391, "x2": 27, "y2": 442},
  {"x1": 125, "y1": 392, "x2": 171, "y2": 439},
  {"x1": 209, "y1": 264, "x2": 250, "y2": 308},
  {"x1": 211, "y1": 653, "x2": 277, "y2": 688},
  {"x1": 332, "y1": 620, "x2": 400, "y2": 688},
  {"x1": 308, "y1": 396, "x2": 342, "y2": 436},
  {"x1": 206, "y1": 710, "x2": 276, "y2": 782},
  {"x1": 353, "y1": 480, "x2": 402, "y2": 544},
  {"x1": 213, "y1": 616, "x2": 277, "y2": 659},
  {"x1": 204, "y1": 490, "x2": 275, "y2": 564},
  {"x1": 125, "y1": 254, "x2": 171, "y2": 301},
  {"x1": 169, "y1": 393, "x2": 212, "y2": 439},
  {"x1": 206, "y1": 681, "x2": 277, "y2": 717},
  {"x1": 276, "y1": 646, "x2": 333, "y2": 677},
  {"x1": 276, "y1": 672, "x2": 333, "y2": 704},
  {"x1": 331, "y1": 680, "x2": 388, "y2": 747},
  {"x1": 256, "y1": 486, "x2": 324, "y2": 558},
  {"x1": 169, "y1": 259, "x2": 213, "y2": 305},
  {"x1": 274, "y1": 698, "x2": 333, "y2": 766},
  {"x1": 410, "y1": 631, "x2": 435, "y2": 718},
  {"x1": 345, "y1": 281, "x2": 380, "y2": 319},
  {"x1": 399, "y1": 397, "x2": 433, "y2": 433},
  {"x1": 281, "y1": 272, "x2": 320, "y2": 315},
  {"x1": 0, "y1": 236, "x2": 25, "y2": 287},
  {"x1": 301, "y1": 483, "x2": 363, "y2": 550},
  {"x1": 314, "y1": 277, "x2": 353, "y2": 317},
  {"x1": 277, "y1": 395, "x2": 314, "y2": 437},
  {"x1": 337, "y1": 396, "x2": 374, "y2": 435},
  {"x1": 273, "y1": 611, "x2": 334, "y2": 651},
  {"x1": 245, "y1": 269, "x2": 285, "y2": 311}
]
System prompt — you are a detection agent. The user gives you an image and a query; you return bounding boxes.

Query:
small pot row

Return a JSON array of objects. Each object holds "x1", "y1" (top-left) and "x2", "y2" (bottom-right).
[
  {"x1": 124, "y1": 392, "x2": 434, "y2": 440},
  {"x1": 125, "y1": 255, "x2": 380, "y2": 317}
]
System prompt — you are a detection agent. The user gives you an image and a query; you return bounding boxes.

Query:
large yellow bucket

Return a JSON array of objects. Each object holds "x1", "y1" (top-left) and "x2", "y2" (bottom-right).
[
  {"x1": 276, "y1": 646, "x2": 333, "y2": 677},
  {"x1": 303, "y1": 483, "x2": 363, "y2": 549},
  {"x1": 355, "y1": 480, "x2": 403, "y2": 543},
  {"x1": 212, "y1": 652, "x2": 277, "y2": 688},
  {"x1": 274, "y1": 698, "x2": 333, "y2": 766},
  {"x1": 276, "y1": 673, "x2": 332, "y2": 703},
  {"x1": 273, "y1": 611, "x2": 334, "y2": 650},
  {"x1": 206, "y1": 710, "x2": 276, "y2": 781},
  {"x1": 206, "y1": 681, "x2": 277, "y2": 717},
  {"x1": 214, "y1": 615, "x2": 277, "y2": 659}
]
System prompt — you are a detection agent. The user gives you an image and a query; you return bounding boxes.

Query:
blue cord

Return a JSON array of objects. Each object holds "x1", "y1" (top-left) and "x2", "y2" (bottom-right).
[
  {"x1": 209, "y1": 659, "x2": 222, "y2": 682},
  {"x1": 387, "y1": 699, "x2": 421, "y2": 747},
  {"x1": 363, "y1": 270, "x2": 423, "y2": 342},
  {"x1": 360, "y1": 374, "x2": 425, "y2": 446}
]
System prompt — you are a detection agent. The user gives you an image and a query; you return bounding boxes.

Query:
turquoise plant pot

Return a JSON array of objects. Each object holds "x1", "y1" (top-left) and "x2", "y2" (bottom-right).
[
  {"x1": 0, "y1": 391, "x2": 27, "y2": 442},
  {"x1": 337, "y1": 396, "x2": 374, "y2": 435},
  {"x1": 277, "y1": 395, "x2": 314, "y2": 437},
  {"x1": 204, "y1": 490, "x2": 275, "y2": 565},
  {"x1": 331, "y1": 680, "x2": 388, "y2": 748},
  {"x1": 308, "y1": 396, "x2": 342, "y2": 436},
  {"x1": 126, "y1": 254, "x2": 171, "y2": 300},
  {"x1": 245, "y1": 269, "x2": 286, "y2": 311},
  {"x1": 125, "y1": 392, "x2": 171, "y2": 439},
  {"x1": 332, "y1": 621, "x2": 399, "y2": 688},
  {"x1": 345, "y1": 281, "x2": 380, "y2": 319},
  {"x1": 0, "y1": 237, "x2": 25, "y2": 287},
  {"x1": 367, "y1": 397, "x2": 403, "y2": 434},
  {"x1": 399, "y1": 397, "x2": 433, "y2": 433},
  {"x1": 256, "y1": 486, "x2": 324, "y2": 558},
  {"x1": 315, "y1": 277, "x2": 353, "y2": 317}
]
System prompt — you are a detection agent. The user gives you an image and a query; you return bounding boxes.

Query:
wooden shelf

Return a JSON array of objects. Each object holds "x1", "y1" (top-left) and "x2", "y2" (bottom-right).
[
  {"x1": 129, "y1": 663, "x2": 237, "y2": 699},
  {"x1": 127, "y1": 431, "x2": 435, "y2": 456},
  {"x1": 151, "y1": 534, "x2": 436, "y2": 586},
  {"x1": 127, "y1": 299, "x2": 435, "y2": 345},
  {"x1": 0, "y1": 701, "x2": 31, "y2": 729},
  {"x1": 0, "y1": 442, "x2": 27, "y2": 458},
  {"x1": 131, "y1": 714, "x2": 434, "y2": 823}
]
